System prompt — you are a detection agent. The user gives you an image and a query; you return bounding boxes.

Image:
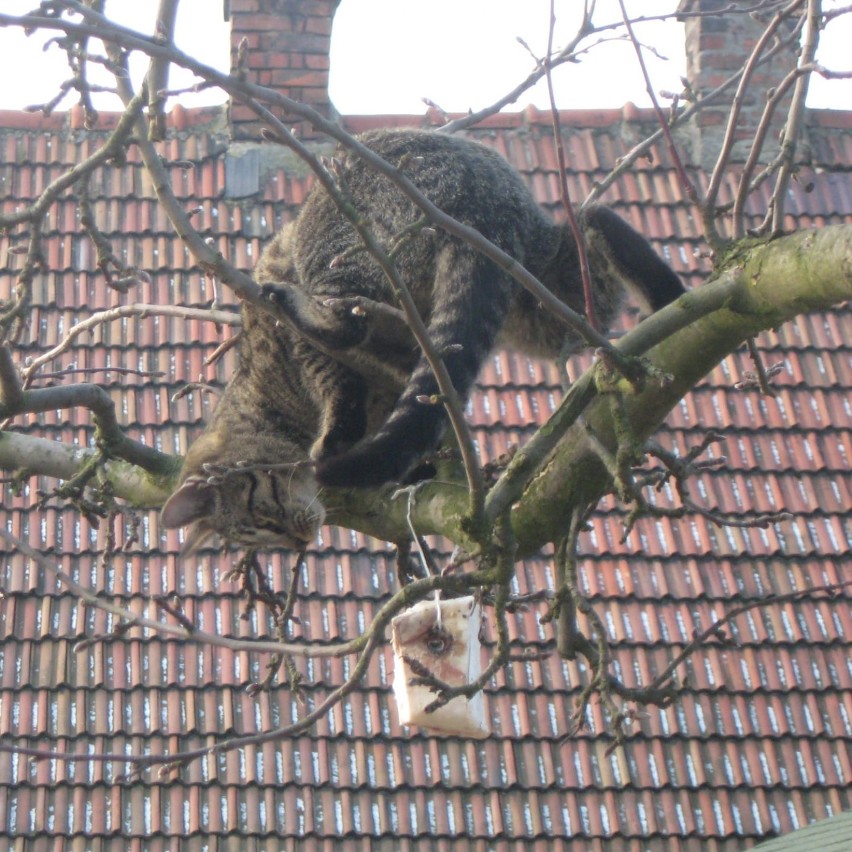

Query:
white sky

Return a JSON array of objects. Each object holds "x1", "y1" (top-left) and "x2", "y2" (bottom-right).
[{"x1": 0, "y1": 0, "x2": 848, "y2": 114}]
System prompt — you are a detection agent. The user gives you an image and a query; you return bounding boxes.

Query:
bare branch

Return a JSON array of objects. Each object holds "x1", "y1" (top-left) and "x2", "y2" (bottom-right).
[
  {"x1": 0, "y1": 358, "x2": 171, "y2": 474},
  {"x1": 0, "y1": 91, "x2": 144, "y2": 341},
  {"x1": 21, "y1": 303, "x2": 239, "y2": 388},
  {"x1": 616, "y1": 0, "x2": 698, "y2": 209},
  {"x1": 732, "y1": 62, "x2": 812, "y2": 235},
  {"x1": 583, "y1": 15, "x2": 804, "y2": 209},
  {"x1": 545, "y1": 0, "x2": 598, "y2": 331},
  {"x1": 0, "y1": 94, "x2": 143, "y2": 233},
  {"x1": 146, "y1": 0, "x2": 180, "y2": 141},
  {"x1": 708, "y1": 0, "x2": 806, "y2": 240},
  {"x1": 770, "y1": 0, "x2": 821, "y2": 232},
  {"x1": 440, "y1": 4, "x2": 596, "y2": 134},
  {"x1": 507, "y1": 224, "x2": 852, "y2": 555},
  {"x1": 0, "y1": 431, "x2": 172, "y2": 507},
  {"x1": 639, "y1": 579, "x2": 852, "y2": 701}
]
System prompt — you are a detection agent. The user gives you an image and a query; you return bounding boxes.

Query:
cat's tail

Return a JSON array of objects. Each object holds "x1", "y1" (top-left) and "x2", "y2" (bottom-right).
[
  {"x1": 581, "y1": 205, "x2": 685, "y2": 311},
  {"x1": 315, "y1": 243, "x2": 510, "y2": 488}
]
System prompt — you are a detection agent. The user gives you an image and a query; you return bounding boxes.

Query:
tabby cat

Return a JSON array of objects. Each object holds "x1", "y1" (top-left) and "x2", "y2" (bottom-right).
[{"x1": 161, "y1": 128, "x2": 685, "y2": 552}]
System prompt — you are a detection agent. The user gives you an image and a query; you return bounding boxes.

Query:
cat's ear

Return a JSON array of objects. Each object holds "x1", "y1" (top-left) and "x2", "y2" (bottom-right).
[{"x1": 161, "y1": 478, "x2": 216, "y2": 529}]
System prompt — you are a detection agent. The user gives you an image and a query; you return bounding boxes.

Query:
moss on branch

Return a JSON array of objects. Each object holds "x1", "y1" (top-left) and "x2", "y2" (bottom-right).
[{"x1": 510, "y1": 224, "x2": 852, "y2": 554}]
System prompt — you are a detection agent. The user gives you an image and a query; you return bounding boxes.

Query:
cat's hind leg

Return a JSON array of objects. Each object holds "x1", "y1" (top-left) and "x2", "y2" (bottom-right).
[{"x1": 294, "y1": 339, "x2": 370, "y2": 461}]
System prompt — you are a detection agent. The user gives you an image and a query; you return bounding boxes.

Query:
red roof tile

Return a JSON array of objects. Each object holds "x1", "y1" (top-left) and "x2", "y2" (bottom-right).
[{"x1": 0, "y1": 102, "x2": 850, "y2": 851}]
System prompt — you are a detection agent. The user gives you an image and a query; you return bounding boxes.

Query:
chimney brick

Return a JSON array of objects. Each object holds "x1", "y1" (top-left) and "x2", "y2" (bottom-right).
[
  {"x1": 677, "y1": 0, "x2": 801, "y2": 167},
  {"x1": 224, "y1": 0, "x2": 342, "y2": 141}
]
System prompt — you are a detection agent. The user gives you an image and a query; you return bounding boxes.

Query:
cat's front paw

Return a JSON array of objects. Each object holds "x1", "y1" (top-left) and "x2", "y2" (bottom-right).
[
  {"x1": 261, "y1": 283, "x2": 368, "y2": 349},
  {"x1": 260, "y1": 281, "x2": 297, "y2": 309},
  {"x1": 309, "y1": 431, "x2": 355, "y2": 462},
  {"x1": 314, "y1": 296, "x2": 370, "y2": 348}
]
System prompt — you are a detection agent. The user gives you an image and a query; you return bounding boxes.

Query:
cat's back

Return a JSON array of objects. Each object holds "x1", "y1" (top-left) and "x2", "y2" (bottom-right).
[
  {"x1": 292, "y1": 129, "x2": 553, "y2": 284},
  {"x1": 344, "y1": 129, "x2": 535, "y2": 215},
  {"x1": 361, "y1": 129, "x2": 544, "y2": 228}
]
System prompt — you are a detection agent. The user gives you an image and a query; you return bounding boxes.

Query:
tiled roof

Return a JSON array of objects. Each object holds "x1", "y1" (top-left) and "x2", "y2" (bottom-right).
[{"x1": 1, "y1": 105, "x2": 851, "y2": 849}]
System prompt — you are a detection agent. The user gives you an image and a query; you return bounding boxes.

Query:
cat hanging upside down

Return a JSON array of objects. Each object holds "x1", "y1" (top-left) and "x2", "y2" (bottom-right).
[{"x1": 161, "y1": 128, "x2": 685, "y2": 553}]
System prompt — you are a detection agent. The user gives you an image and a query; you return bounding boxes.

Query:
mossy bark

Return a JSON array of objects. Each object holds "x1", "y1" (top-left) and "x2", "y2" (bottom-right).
[{"x1": 510, "y1": 225, "x2": 852, "y2": 554}]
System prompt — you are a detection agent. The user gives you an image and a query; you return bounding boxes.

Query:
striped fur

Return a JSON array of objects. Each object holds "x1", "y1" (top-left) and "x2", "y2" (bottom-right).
[{"x1": 162, "y1": 129, "x2": 685, "y2": 549}]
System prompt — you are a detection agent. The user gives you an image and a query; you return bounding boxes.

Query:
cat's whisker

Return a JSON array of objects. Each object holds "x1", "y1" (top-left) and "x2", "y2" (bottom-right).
[
  {"x1": 302, "y1": 489, "x2": 323, "y2": 514},
  {"x1": 285, "y1": 466, "x2": 305, "y2": 502},
  {"x1": 311, "y1": 506, "x2": 340, "y2": 520}
]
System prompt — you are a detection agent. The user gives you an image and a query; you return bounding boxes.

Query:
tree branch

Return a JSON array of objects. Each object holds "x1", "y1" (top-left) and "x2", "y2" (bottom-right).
[
  {"x1": 0, "y1": 431, "x2": 174, "y2": 507},
  {"x1": 706, "y1": 0, "x2": 806, "y2": 242},
  {"x1": 20, "y1": 303, "x2": 239, "y2": 387},
  {"x1": 510, "y1": 223, "x2": 852, "y2": 554},
  {"x1": 0, "y1": 374, "x2": 174, "y2": 476},
  {"x1": 770, "y1": 0, "x2": 820, "y2": 232},
  {"x1": 146, "y1": 0, "x2": 180, "y2": 141}
]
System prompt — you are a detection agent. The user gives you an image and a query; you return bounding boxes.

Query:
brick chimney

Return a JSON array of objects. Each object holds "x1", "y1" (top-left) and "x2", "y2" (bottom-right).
[
  {"x1": 223, "y1": 0, "x2": 341, "y2": 140},
  {"x1": 676, "y1": 0, "x2": 801, "y2": 167}
]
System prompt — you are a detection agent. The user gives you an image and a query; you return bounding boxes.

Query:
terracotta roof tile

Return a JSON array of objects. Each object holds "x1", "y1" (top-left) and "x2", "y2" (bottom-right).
[{"x1": 0, "y1": 107, "x2": 850, "y2": 849}]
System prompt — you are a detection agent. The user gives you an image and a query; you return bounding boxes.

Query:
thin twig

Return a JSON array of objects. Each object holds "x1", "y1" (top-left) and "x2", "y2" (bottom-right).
[
  {"x1": 616, "y1": 0, "x2": 698, "y2": 205},
  {"x1": 643, "y1": 580, "x2": 852, "y2": 697},
  {"x1": 21, "y1": 304, "x2": 239, "y2": 388},
  {"x1": 770, "y1": 0, "x2": 821, "y2": 233},
  {"x1": 545, "y1": 0, "x2": 598, "y2": 330},
  {"x1": 583, "y1": 17, "x2": 803, "y2": 208},
  {"x1": 709, "y1": 1, "x2": 805, "y2": 240},
  {"x1": 732, "y1": 61, "x2": 812, "y2": 236}
]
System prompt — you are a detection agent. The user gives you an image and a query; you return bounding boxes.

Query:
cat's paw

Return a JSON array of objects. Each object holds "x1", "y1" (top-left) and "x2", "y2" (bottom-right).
[
  {"x1": 260, "y1": 281, "x2": 301, "y2": 316},
  {"x1": 314, "y1": 296, "x2": 370, "y2": 348},
  {"x1": 261, "y1": 283, "x2": 368, "y2": 349},
  {"x1": 309, "y1": 431, "x2": 354, "y2": 462}
]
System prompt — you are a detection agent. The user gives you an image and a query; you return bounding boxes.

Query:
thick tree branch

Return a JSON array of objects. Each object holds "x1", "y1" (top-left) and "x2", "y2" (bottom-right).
[
  {"x1": 2, "y1": 224, "x2": 829, "y2": 544},
  {"x1": 0, "y1": 349, "x2": 173, "y2": 476},
  {"x1": 511, "y1": 224, "x2": 852, "y2": 553},
  {"x1": 0, "y1": 431, "x2": 175, "y2": 507}
]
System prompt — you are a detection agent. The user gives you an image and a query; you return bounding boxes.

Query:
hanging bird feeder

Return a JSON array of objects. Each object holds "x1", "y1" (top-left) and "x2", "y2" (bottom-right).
[{"x1": 391, "y1": 594, "x2": 489, "y2": 738}]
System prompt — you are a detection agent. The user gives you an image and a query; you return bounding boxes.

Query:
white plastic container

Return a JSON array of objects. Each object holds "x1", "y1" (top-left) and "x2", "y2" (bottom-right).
[{"x1": 391, "y1": 595, "x2": 489, "y2": 738}]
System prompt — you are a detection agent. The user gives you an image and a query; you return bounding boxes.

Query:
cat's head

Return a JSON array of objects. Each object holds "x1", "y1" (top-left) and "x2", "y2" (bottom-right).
[{"x1": 161, "y1": 432, "x2": 325, "y2": 554}]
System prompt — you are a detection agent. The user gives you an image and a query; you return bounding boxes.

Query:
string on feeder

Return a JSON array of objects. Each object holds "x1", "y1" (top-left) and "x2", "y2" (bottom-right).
[{"x1": 400, "y1": 485, "x2": 442, "y2": 628}]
